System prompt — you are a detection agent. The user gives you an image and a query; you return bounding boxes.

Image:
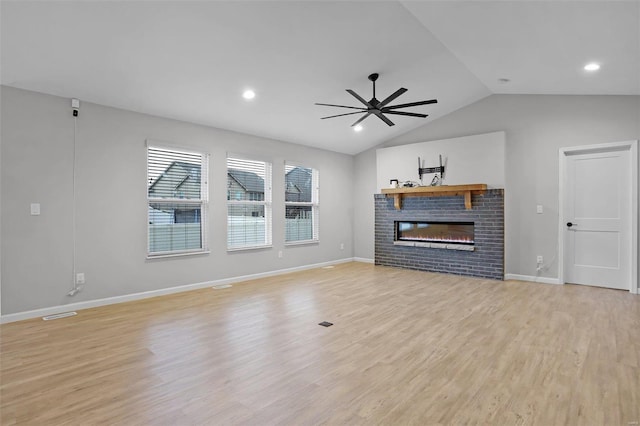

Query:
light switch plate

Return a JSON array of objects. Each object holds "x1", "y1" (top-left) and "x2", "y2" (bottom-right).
[{"x1": 30, "y1": 203, "x2": 41, "y2": 215}]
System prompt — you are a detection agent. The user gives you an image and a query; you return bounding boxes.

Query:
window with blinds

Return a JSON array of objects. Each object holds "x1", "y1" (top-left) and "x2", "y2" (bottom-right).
[
  {"x1": 227, "y1": 156, "x2": 272, "y2": 250},
  {"x1": 285, "y1": 163, "x2": 319, "y2": 243},
  {"x1": 147, "y1": 144, "x2": 208, "y2": 256}
]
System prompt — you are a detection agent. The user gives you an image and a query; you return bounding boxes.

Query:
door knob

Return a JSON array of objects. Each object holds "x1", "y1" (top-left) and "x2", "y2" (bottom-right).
[{"x1": 566, "y1": 222, "x2": 576, "y2": 227}]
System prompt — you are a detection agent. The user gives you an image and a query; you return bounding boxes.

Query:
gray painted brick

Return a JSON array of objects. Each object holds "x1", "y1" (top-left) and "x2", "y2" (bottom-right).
[{"x1": 374, "y1": 189, "x2": 504, "y2": 280}]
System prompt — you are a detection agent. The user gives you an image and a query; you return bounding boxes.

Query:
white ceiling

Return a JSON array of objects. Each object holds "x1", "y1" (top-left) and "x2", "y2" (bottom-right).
[
  {"x1": 404, "y1": 1, "x2": 640, "y2": 95},
  {"x1": 2, "y1": 1, "x2": 638, "y2": 155}
]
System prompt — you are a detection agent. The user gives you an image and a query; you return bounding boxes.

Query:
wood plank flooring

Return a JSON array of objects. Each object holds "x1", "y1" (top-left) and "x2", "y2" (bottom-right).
[{"x1": 1, "y1": 262, "x2": 639, "y2": 425}]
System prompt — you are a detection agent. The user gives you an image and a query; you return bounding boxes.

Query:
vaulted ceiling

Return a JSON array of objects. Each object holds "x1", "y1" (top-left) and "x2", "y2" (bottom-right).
[{"x1": 2, "y1": 1, "x2": 638, "y2": 155}]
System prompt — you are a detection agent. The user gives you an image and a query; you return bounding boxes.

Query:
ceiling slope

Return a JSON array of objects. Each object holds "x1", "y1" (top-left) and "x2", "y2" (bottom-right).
[
  {"x1": 2, "y1": 1, "x2": 637, "y2": 155},
  {"x1": 0, "y1": 1, "x2": 489, "y2": 154},
  {"x1": 403, "y1": 1, "x2": 640, "y2": 95}
]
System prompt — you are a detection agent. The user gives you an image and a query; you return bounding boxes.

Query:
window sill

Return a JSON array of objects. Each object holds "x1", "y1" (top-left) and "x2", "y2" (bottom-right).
[
  {"x1": 284, "y1": 240, "x2": 319, "y2": 247},
  {"x1": 146, "y1": 250, "x2": 210, "y2": 260},
  {"x1": 227, "y1": 244, "x2": 273, "y2": 253}
]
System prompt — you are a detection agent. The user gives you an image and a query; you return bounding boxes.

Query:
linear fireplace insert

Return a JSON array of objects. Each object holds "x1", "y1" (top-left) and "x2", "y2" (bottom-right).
[{"x1": 395, "y1": 221, "x2": 474, "y2": 245}]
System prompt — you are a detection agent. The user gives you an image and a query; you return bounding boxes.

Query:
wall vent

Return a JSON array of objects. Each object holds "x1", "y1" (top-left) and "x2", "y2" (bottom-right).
[
  {"x1": 212, "y1": 284, "x2": 232, "y2": 290},
  {"x1": 42, "y1": 312, "x2": 77, "y2": 321}
]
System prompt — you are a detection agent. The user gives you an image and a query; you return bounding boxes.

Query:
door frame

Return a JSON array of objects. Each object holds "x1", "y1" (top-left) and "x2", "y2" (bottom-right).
[{"x1": 558, "y1": 140, "x2": 638, "y2": 293}]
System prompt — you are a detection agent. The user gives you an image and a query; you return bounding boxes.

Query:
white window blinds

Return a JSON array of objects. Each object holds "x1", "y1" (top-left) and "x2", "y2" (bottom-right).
[
  {"x1": 147, "y1": 145, "x2": 208, "y2": 256},
  {"x1": 285, "y1": 163, "x2": 319, "y2": 243},
  {"x1": 227, "y1": 156, "x2": 272, "y2": 249}
]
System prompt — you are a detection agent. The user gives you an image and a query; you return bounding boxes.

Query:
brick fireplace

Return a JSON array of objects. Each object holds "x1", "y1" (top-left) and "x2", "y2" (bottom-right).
[{"x1": 374, "y1": 189, "x2": 504, "y2": 280}]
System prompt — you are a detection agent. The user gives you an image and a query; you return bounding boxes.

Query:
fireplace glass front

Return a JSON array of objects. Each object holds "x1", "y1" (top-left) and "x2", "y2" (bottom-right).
[{"x1": 395, "y1": 221, "x2": 474, "y2": 245}]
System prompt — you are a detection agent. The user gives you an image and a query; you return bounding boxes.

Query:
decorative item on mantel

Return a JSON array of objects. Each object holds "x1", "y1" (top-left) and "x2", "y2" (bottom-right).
[{"x1": 381, "y1": 184, "x2": 488, "y2": 210}]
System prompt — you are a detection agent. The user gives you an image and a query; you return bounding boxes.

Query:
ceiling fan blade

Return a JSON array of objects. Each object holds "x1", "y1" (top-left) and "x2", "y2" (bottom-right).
[
  {"x1": 321, "y1": 111, "x2": 365, "y2": 120},
  {"x1": 377, "y1": 88, "x2": 407, "y2": 108},
  {"x1": 351, "y1": 112, "x2": 372, "y2": 127},
  {"x1": 346, "y1": 89, "x2": 373, "y2": 108},
  {"x1": 373, "y1": 111, "x2": 395, "y2": 126},
  {"x1": 384, "y1": 99, "x2": 438, "y2": 110},
  {"x1": 383, "y1": 111, "x2": 428, "y2": 118},
  {"x1": 315, "y1": 103, "x2": 367, "y2": 110}
]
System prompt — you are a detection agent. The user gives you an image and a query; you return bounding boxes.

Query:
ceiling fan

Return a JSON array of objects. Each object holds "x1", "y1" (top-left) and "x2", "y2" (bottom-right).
[{"x1": 315, "y1": 73, "x2": 437, "y2": 127}]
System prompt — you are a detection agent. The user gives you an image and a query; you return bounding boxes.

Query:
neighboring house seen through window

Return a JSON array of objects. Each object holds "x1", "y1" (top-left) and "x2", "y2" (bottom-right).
[
  {"x1": 147, "y1": 144, "x2": 208, "y2": 256},
  {"x1": 227, "y1": 156, "x2": 272, "y2": 249},
  {"x1": 285, "y1": 163, "x2": 319, "y2": 243}
]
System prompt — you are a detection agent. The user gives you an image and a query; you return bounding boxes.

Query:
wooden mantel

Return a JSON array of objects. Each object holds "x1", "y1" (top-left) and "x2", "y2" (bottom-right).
[{"x1": 381, "y1": 184, "x2": 488, "y2": 210}]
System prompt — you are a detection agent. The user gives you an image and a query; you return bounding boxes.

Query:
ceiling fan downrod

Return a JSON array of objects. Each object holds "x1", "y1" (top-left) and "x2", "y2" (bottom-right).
[{"x1": 369, "y1": 73, "x2": 378, "y2": 101}]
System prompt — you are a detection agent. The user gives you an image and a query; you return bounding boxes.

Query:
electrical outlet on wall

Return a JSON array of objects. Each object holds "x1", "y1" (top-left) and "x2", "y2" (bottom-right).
[
  {"x1": 340, "y1": 243, "x2": 345, "y2": 250},
  {"x1": 536, "y1": 256, "x2": 543, "y2": 264},
  {"x1": 76, "y1": 273, "x2": 85, "y2": 284}
]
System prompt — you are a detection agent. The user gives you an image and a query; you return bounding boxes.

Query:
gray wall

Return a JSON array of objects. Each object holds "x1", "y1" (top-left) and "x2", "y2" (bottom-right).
[
  {"x1": 353, "y1": 148, "x2": 376, "y2": 260},
  {"x1": 376, "y1": 131, "x2": 505, "y2": 189},
  {"x1": 3, "y1": 88, "x2": 638, "y2": 315},
  {"x1": 354, "y1": 94, "x2": 640, "y2": 282},
  {"x1": 1, "y1": 86, "x2": 354, "y2": 315}
]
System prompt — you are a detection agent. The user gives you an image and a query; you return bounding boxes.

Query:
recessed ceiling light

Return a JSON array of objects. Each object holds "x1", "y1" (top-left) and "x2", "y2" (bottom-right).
[
  {"x1": 242, "y1": 89, "x2": 256, "y2": 100},
  {"x1": 584, "y1": 63, "x2": 600, "y2": 71},
  {"x1": 353, "y1": 125, "x2": 363, "y2": 132}
]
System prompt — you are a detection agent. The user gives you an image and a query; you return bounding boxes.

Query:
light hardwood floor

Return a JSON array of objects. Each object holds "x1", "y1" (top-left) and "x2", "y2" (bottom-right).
[{"x1": 1, "y1": 262, "x2": 639, "y2": 425}]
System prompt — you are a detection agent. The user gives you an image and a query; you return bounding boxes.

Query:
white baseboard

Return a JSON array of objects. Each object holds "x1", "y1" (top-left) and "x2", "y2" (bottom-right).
[
  {"x1": 0, "y1": 257, "x2": 355, "y2": 324},
  {"x1": 505, "y1": 273, "x2": 562, "y2": 285},
  {"x1": 506, "y1": 275, "x2": 640, "y2": 293},
  {"x1": 353, "y1": 257, "x2": 374, "y2": 264}
]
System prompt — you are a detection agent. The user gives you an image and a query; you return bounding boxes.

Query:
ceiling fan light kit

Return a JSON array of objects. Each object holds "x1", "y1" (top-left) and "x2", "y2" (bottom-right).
[{"x1": 315, "y1": 73, "x2": 437, "y2": 127}]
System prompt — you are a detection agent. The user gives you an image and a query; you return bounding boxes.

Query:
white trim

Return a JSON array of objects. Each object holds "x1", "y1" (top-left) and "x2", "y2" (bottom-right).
[
  {"x1": 226, "y1": 151, "x2": 271, "y2": 164},
  {"x1": 146, "y1": 250, "x2": 210, "y2": 260},
  {"x1": 632, "y1": 141, "x2": 639, "y2": 294},
  {"x1": 393, "y1": 240, "x2": 475, "y2": 251},
  {"x1": 353, "y1": 257, "x2": 375, "y2": 264},
  {"x1": 146, "y1": 139, "x2": 210, "y2": 156},
  {"x1": 227, "y1": 244, "x2": 273, "y2": 252},
  {"x1": 0, "y1": 258, "x2": 355, "y2": 324},
  {"x1": 284, "y1": 240, "x2": 319, "y2": 247},
  {"x1": 505, "y1": 274, "x2": 562, "y2": 285},
  {"x1": 147, "y1": 143, "x2": 209, "y2": 257},
  {"x1": 558, "y1": 148, "x2": 566, "y2": 286},
  {"x1": 284, "y1": 162, "x2": 320, "y2": 244},
  {"x1": 148, "y1": 198, "x2": 204, "y2": 204},
  {"x1": 558, "y1": 140, "x2": 638, "y2": 292},
  {"x1": 226, "y1": 200, "x2": 270, "y2": 205},
  {"x1": 226, "y1": 156, "x2": 273, "y2": 249},
  {"x1": 43, "y1": 312, "x2": 77, "y2": 321}
]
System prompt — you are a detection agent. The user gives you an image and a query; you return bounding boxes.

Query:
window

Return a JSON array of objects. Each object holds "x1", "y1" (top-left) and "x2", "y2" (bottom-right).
[
  {"x1": 227, "y1": 156, "x2": 272, "y2": 249},
  {"x1": 147, "y1": 144, "x2": 208, "y2": 256},
  {"x1": 285, "y1": 163, "x2": 319, "y2": 243}
]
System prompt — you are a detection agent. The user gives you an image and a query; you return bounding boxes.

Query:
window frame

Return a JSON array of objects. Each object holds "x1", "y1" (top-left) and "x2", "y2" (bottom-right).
[
  {"x1": 146, "y1": 141, "x2": 209, "y2": 258},
  {"x1": 226, "y1": 154, "x2": 273, "y2": 251},
  {"x1": 284, "y1": 162, "x2": 319, "y2": 245}
]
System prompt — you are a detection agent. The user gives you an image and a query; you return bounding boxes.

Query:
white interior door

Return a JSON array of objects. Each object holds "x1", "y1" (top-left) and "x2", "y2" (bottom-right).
[{"x1": 564, "y1": 149, "x2": 631, "y2": 290}]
